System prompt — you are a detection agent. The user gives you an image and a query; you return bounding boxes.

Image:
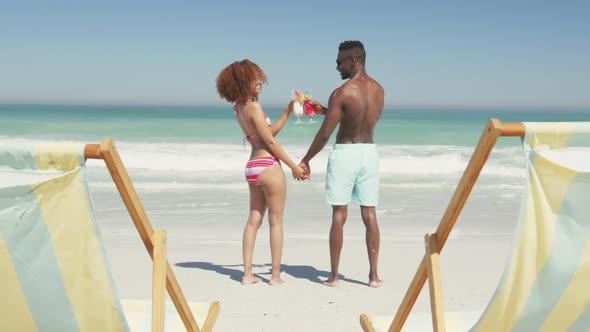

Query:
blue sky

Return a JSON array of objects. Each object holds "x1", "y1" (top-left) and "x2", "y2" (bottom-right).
[{"x1": 1, "y1": 1, "x2": 589, "y2": 109}]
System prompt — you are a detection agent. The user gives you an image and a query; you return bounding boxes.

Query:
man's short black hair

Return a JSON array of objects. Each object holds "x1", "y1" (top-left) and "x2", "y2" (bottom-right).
[
  {"x1": 339, "y1": 40, "x2": 366, "y2": 64},
  {"x1": 339, "y1": 40, "x2": 364, "y2": 52}
]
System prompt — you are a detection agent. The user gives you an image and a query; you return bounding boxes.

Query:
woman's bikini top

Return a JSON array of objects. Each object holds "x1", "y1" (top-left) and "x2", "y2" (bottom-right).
[{"x1": 234, "y1": 101, "x2": 272, "y2": 146}]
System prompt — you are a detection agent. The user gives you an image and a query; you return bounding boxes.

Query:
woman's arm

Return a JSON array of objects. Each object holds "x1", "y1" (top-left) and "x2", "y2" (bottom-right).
[
  {"x1": 248, "y1": 103, "x2": 300, "y2": 171},
  {"x1": 269, "y1": 101, "x2": 293, "y2": 136}
]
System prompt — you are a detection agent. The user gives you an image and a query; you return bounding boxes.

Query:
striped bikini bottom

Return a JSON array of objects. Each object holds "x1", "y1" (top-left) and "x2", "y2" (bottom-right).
[{"x1": 244, "y1": 156, "x2": 280, "y2": 186}]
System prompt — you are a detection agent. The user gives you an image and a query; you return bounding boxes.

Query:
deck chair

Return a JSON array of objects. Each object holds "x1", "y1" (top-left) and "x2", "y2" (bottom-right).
[
  {"x1": 360, "y1": 119, "x2": 590, "y2": 332},
  {"x1": 0, "y1": 139, "x2": 219, "y2": 332}
]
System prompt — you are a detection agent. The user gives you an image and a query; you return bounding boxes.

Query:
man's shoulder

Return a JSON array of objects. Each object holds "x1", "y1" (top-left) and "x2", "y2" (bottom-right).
[
  {"x1": 336, "y1": 77, "x2": 382, "y2": 93},
  {"x1": 335, "y1": 80, "x2": 356, "y2": 94},
  {"x1": 330, "y1": 85, "x2": 346, "y2": 98},
  {"x1": 365, "y1": 75, "x2": 383, "y2": 88}
]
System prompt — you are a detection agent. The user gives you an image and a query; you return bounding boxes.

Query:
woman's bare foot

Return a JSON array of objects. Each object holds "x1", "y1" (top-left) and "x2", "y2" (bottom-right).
[
  {"x1": 242, "y1": 275, "x2": 262, "y2": 285},
  {"x1": 322, "y1": 278, "x2": 339, "y2": 287},
  {"x1": 369, "y1": 279, "x2": 383, "y2": 288},
  {"x1": 268, "y1": 276, "x2": 284, "y2": 286}
]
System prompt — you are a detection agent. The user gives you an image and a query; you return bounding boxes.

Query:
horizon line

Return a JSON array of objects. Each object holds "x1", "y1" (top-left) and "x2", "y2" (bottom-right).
[{"x1": 1, "y1": 101, "x2": 589, "y2": 112}]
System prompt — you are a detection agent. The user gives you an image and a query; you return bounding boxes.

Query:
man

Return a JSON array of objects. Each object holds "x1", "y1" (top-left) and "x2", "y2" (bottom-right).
[{"x1": 300, "y1": 40, "x2": 384, "y2": 288}]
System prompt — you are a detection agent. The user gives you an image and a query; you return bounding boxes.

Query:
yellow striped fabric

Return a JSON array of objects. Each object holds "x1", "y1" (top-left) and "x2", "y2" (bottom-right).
[
  {"x1": 470, "y1": 122, "x2": 590, "y2": 332},
  {"x1": 0, "y1": 142, "x2": 129, "y2": 331}
]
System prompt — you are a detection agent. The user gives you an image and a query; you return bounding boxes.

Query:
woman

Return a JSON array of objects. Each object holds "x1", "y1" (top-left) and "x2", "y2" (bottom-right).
[{"x1": 216, "y1": 59, "x2": 306, "y2": 285}]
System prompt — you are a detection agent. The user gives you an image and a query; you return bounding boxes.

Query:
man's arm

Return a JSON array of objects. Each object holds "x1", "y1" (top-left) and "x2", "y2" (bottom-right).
[
  {"x1": 310, "y1": 101, "x2": 328, "y2": 116},
  {"x1": 300, "y1": 90, "x2": 342, "y2": 169}
]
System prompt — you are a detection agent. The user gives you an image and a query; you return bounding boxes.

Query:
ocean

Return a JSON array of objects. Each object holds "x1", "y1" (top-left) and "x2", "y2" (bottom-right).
[{"x1": 2, "y1": 104, "x2": 589, "y2": 242}]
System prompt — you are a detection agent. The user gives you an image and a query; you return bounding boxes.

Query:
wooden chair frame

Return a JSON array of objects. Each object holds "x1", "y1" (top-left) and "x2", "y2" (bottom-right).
[
  {"x1": 84, "y1": 139, "x2": 220, "y2": 332},
  {"x1": 360, "y1": 119, "x2": 525, "y2": 332}
]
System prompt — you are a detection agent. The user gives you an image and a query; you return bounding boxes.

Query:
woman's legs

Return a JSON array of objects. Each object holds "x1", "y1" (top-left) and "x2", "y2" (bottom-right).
[
  {"x1": 242, "y1": 184, "x2": 266, "y2": 285},
  {"x1": 257, "y1": 164, "x2": 287, "y2": 285}
]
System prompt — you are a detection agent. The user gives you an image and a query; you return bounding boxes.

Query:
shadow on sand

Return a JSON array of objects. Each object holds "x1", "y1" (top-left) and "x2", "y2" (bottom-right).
[{"x1": 175, "y1": 261, "x2": 366, "y2": 286}]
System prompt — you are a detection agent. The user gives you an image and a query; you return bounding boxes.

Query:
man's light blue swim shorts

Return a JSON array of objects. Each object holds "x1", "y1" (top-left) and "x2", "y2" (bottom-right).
[{"x1": 325, "y1": 144, "x2": 379, "y2": 206}]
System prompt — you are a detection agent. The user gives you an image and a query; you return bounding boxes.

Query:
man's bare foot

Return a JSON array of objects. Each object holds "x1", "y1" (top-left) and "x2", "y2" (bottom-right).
[
  {"x1": 322, "y1": 278, "x2": 339, "y2": 287},
  {"x1": 242, "y1": 275, "x2": 261, "y2": 285},
  {"x1": 369, "y1": 279, "x2": 383, "y2": 288},
  {"x1": 268, "y1": 277, "x2": 284, "y2": 286}
]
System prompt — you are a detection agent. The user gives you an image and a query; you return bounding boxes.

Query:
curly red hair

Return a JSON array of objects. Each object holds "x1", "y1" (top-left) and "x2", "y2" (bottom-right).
[{"x1": 216, "y1": 59, "x2": 268, "y2": 103}]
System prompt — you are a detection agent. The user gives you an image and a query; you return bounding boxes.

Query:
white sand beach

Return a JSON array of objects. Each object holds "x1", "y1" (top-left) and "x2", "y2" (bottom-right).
[{"x1": 92, "y1": 181, "x2": 517, "y2": 332}]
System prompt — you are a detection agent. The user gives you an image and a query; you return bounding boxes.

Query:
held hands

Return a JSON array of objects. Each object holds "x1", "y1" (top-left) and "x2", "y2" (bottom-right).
[
  {"x1": 291, "y1": 165, "x2": 308, "y2": 181},
  {"x1": 298, "y1": 161, "x2": 311, "y2": 180}
]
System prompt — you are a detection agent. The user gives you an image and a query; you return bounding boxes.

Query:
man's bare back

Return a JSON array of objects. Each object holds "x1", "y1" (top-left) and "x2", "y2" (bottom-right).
[{"x1": 332, "y1": 75, "x2": 384, "y2": 144}]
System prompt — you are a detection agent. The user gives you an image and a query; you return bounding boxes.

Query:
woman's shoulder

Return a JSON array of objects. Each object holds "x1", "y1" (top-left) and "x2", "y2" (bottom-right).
[{"x1": 243, "y1": 101, "x2": 263, "y2": 114}]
